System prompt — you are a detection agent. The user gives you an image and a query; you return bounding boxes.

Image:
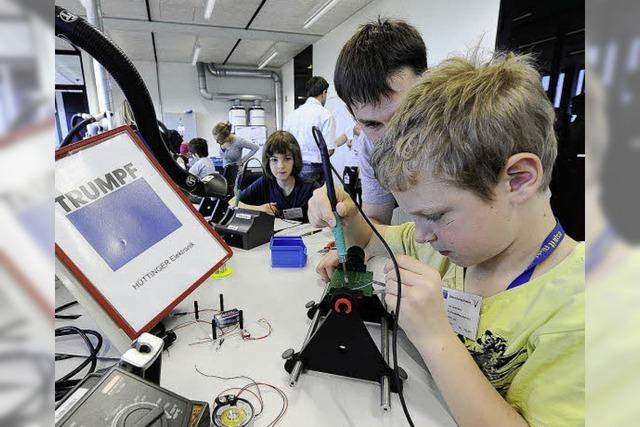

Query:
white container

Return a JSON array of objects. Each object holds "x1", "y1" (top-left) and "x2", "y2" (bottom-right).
[
  {"x1": 228, "y1": 101, "x2": 247, "y2": 130},
  {"x1": 248, "y1": 100, "x2": 265, "y2": 126}
]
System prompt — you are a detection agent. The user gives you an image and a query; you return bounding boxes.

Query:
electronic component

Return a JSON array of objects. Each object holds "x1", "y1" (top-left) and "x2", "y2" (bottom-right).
[
  {"x1": 55, "y1": 367, "x2": 210, "y2": 427},
  {"x1": 212, "y1": 294, "x2": 244, "y2": 340},
  {"x1": 214, "y1": 309, "x2": 242, "y2": 329},
  {"x1": 212, "y1": 395, "x2": 255, "y2": 427}
]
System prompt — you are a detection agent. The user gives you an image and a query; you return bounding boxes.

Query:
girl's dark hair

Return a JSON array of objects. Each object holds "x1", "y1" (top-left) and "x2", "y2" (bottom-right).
[
  {"x1": 187, "y1": 137, "x2": 209, "y2": 157},
  {"x1": 262, "y1": 131, "x2": 303, "y2": 180}
]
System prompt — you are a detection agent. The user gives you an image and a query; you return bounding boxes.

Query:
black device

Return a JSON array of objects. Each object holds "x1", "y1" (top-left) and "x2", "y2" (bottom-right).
[
  {"x1": 54, "y1": 367, "x2": 210, "y2": 427},
  {"x1": 214, "y1": 208, "x2": 274, "y2": 250}
]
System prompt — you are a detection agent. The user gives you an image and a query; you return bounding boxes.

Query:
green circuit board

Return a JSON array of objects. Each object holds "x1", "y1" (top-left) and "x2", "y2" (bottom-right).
[{"x1": 329, "y1": 270, "x2": 374, "y2": 296}]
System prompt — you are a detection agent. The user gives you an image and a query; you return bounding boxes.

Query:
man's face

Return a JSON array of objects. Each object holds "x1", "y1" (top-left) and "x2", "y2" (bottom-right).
[
  {"x1": 393, "y1": 174, "x2": 517, "y2": 268},
  {"x1": 351, "y1": 68, "x2": 421, "y2": 142}
]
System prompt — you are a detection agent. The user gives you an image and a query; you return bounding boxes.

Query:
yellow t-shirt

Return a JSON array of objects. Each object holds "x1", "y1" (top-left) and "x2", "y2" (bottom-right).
[{"x1": 385, "y1": 222, "x2": 585, "y2": 426}]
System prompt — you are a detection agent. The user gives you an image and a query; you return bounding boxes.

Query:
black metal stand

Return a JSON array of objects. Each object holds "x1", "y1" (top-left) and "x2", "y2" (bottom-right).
[{"x1": 283, "y1": 247, "x2": 406, "y2": 411}]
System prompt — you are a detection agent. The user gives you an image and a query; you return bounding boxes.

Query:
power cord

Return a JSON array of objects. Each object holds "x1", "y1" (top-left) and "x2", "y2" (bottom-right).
[
  {"x1": 328, "y1": 163, "x2": 414, "y2": 427},
  {"x1": 54, "y1": 326, "x2": 107, "y2": 402},
  {"x1": 55, "y1": 300, "x2": 81, "y2": 320}
]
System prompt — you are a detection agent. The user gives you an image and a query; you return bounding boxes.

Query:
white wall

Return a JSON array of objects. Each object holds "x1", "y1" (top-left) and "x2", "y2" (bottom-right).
[
  {"x1": 312, "y1": 0, "x2": 501, "y2": 175},
  {"x1": 280, "y1": 59, "x2": 295, "y2": 124},
  {"x1": 110, "y1": 61, "x2": 278, "y2": 156},
  {"x1": 313, "y1": 0, "x2": 501, "y2": 89}
]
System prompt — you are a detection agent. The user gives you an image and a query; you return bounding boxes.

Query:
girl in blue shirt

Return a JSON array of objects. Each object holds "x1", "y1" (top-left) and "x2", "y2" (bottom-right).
[{"x1": 230, "y1": 131, "x2": 319, "y2": 222}]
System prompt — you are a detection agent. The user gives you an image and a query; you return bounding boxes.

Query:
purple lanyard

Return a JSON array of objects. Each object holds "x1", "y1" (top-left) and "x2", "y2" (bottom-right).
[{"x1": 507, "y1": 221, "x2": 565, "y2": 290}]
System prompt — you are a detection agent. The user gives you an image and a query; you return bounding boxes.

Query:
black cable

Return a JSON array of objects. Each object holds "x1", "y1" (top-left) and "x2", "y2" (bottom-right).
[
  {"x1": 55, "y1": 300, "x2": 78, "y2": 312},
  {"x1": 328, "y1": 162, "x2": 414, "y2": 427},
  {"x1": 55, "y1": 300, "x2": 81, "y2": 320},
  {"x1": 59, "y1": 116, "x2": 96, "y2": 148},
  {"x1": 54, "y1": 326, "x2": 104, "y2": 401}
]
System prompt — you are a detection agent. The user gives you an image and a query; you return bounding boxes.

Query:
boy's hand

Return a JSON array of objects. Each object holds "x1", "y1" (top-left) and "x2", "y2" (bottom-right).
[
  {"x1": 308, "y1": 185, "x2": 357, "y2": 228},
  {"x1": 315, "y1": 249, "x2": 339, "y2": 283},
  {"x1": 383, "y1": 255, "x2": 453, "y2": 343}
]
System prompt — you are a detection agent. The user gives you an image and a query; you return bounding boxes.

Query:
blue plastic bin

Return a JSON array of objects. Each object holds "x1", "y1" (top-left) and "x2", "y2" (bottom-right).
[{"x1": 270, "y1": 236, "x2": 307, "y2": 268}]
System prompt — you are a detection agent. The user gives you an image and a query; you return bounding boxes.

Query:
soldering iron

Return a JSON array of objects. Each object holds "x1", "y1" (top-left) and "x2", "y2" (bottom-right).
[{"x1": 312, "y1": 126, "x2": 349, "y2": 286}]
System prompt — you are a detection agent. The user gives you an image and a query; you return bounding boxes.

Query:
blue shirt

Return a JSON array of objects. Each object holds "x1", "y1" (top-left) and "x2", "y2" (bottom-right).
[{"x1": 239, "y1": 177, "x2": 319, "y2": 222}]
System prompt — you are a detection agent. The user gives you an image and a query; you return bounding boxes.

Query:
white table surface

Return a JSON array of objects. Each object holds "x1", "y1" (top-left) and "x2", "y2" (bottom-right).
[{"x1": 56, "y1": 221, "x2": 456, "y2": 427}]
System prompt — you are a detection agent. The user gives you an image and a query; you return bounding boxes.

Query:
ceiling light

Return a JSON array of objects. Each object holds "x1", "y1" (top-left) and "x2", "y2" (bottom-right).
[
  {"x1": 258, "y1": 49, "x2": 278, "y2": 69},
  {"x1": 303, "y1": 0, "x2": 342, "y2": 29},
  {"x1": 191, "y1": 41, "x2": 201, "y2": 66},
  {"x1": 204, "y1": 0, "x2": 216, "y2": 20}
]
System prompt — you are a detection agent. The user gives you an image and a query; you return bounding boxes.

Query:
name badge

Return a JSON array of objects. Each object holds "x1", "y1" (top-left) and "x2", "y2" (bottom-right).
[
  {"x1": 283, "y1": 207, "x2": 303, "y2": 219},
  {"x1": 442, "y1": 288, "x2": 482, "y2": 340}
]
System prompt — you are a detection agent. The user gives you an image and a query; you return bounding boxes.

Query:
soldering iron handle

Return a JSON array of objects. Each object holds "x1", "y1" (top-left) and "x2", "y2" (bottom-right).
[
  {"x1": 311, "y1": 126, "x2": 338, "y2": 210},
  {"x1": 333, "y1": 215, "x2": 348, "y2": 259}
]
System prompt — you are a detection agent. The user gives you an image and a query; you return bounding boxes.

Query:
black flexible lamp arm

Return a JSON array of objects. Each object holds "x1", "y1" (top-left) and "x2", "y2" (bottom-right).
[{"x1": 54, "y1": 6, "x2": 223, "y2": 197}]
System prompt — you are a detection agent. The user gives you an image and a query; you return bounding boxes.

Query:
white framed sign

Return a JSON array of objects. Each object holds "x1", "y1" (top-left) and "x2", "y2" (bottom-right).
[{"x1": 55, "y1": 126, "x2": 232, "y2": 339}]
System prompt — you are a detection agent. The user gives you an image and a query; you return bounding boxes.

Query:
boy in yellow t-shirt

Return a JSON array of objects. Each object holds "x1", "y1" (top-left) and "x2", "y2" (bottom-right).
[{"x1": 308, "y1": 53, "x2": 584, "y2": 426}]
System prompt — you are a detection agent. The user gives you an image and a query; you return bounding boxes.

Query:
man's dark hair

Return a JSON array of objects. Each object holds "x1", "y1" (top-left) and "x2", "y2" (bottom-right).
[
  {"x1": 262, "y1": 131, "x2": 303, "y2": 180},
  {"x1": 334, "y1": 18, "x2": 427, "y2": 109},
  {"x1": 187, "y1": 137, "x2": 209, "y2": 157},
  {"x1": 305, "y1": 76, "x2": 329, "y2": 98}
]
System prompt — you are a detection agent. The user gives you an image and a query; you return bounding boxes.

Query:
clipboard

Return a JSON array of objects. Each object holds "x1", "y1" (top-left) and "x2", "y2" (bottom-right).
[{"x1": 55, "y1": 126, "x2": 232, "y2": 339}]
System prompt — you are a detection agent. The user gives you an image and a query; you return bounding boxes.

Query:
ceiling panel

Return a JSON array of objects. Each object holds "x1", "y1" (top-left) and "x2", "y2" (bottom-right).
[
  {"x1": 153, "y1": 32, "x2": 196, "y2": 62},
  {"x1": 250, "y1": 0, "x2": 373, "y2": 35},
  {"x1": 196, "y1": 36, "x2": 239, "y2": 63},
  {"x1": 153, "y1": 33, "x2": 237, "y2": 63},
  {"x1": 55, "y1": 0, "x2": 374, "y2": 68},
  {"x1": 56, "y1": 0, "x2": 149, "y2": 19},
  {"x1": 226, "y1": 39, "x2": 274, "y2": 66},
  {"x1": 108, "y1": 30, "x2": 155, "y2": 61},
  {"x1": 227, "y1": 39, "x2": 309, "y2": 68},
  {"x1": 267, "y1": 42, "x2": 310, "y2": 67},
  {"x1": 149, "y1": 0, "x2": 262, "y2": 28}
]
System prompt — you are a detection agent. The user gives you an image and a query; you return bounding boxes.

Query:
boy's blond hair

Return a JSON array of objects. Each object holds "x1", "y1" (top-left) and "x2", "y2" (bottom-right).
[{"x1": 371, "y1": 52, "x2": 557, "y2": 200}]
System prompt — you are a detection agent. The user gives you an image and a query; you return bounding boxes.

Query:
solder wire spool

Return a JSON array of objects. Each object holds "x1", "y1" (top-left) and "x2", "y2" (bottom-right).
[
  {"x1": 212, "y1": 262, "x2": 233, "y2": 279},
  {"x1": 213, "y1": 396, "x2": 254, "y2": 427}
]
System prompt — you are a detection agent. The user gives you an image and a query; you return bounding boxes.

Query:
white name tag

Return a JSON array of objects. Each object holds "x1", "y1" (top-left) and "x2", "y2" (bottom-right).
[
  {"x1": 442, "y1": 288, "x2": 482, "y2": 340},
  {"x1": 283, "y1": 207, "x2": 303, "y2": 219}
]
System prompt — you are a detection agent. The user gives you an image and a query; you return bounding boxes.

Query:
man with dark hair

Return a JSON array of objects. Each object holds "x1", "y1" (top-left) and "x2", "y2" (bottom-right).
[
  {"x1": 305, "y1": 76, "x2": 330, "y2": 99},
  {"x1": 284, "y1": 76, "x2": 336, "y2": 185},
  {"x1": 332, "y1": 18, "x2": 428, "y2": 224}
]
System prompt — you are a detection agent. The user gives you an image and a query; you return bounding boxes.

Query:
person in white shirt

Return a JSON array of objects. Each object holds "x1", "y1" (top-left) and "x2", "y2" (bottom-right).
[{"x1": 284, "y1": 76, "x2": 337, "y2": 185}]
